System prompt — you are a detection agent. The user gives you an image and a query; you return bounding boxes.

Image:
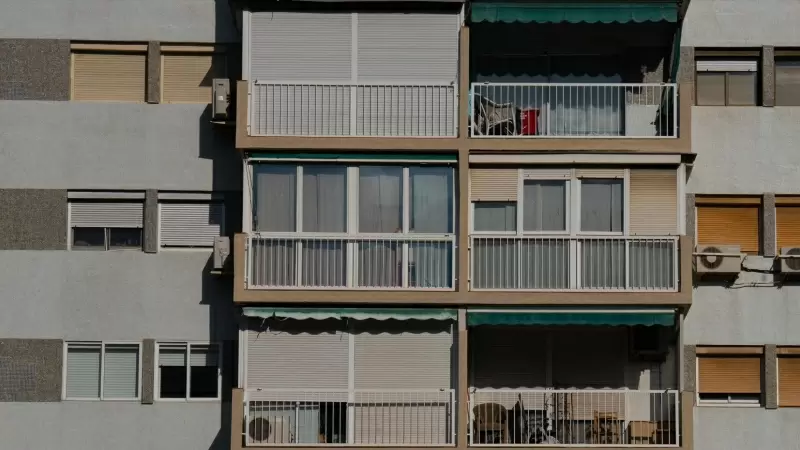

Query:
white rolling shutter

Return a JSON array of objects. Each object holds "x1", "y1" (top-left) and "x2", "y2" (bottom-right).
[
  {"x1": 190, "y1": 344, "x2": 219, "y2": 367},
  {"x1": 66, "y1": 343, "x2": 101, "y2": 399},
  {"x1": 159, "y1": 344, "x2": 188, "y2": 366},
  {"x1": 70, "y1": 202, "x2": 143, "y2": 228},
  {"x1": 696, "y1": 60, "x2": 758, "y2": 72},
  {"x1": 103, "y1": 344, "x2": 139, "y2": 399},
  {"x1": 575, "y1": 168, "x2": 625, "y2": 178},
  {"x1": 160, "y1": 203, "x2": 225, "y2": 247}
]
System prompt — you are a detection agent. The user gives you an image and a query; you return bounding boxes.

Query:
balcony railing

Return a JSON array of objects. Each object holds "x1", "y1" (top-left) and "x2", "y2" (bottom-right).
[
  {"x1": 469, "y1": 389, "x2": 680, "y2": 447},
  {"x1": 246, "y1": 233, "x2": 456, "y2": 290},
  {"x1": 244, "y1": 389, "x2": 456, "y2": 446},
  {"x1": 470, "y1": 236, "x2": 678, "y2": 292},
  {"x1": 251, "y1": 82, "x2": 457, "y2": 137},
  {"x1": 470, "y1": 83, "x2": 678, "y2": 138}
]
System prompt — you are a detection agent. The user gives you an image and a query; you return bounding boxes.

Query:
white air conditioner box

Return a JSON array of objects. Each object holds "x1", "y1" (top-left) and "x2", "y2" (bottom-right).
[
  {"x1": 695, "y1": 245, "x2": 741, "y2": 274},
  {"x1": 780, "y1": 247, "x2": 800, "y2": 273}
]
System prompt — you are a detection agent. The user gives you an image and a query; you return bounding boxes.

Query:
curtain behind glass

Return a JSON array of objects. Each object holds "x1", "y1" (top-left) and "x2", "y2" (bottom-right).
[
  {"x1": 302, "y1": 165, "x2": 346, "y2": 232},
  {"x1": 547, "y1": 75, "x2": 624, "y2": 137},
  {"x1": 580, "y1": 179, "x2": 623, "y2": 233},
  {"x1": 359, "y1": 166, "x2": 403, "y2": 233},
  {"x1": 474, "y1": 202, "x2": 517, "y2": 232},
  {"x1": 523, "y1": 181, "x2": 566, "y2": 231},
  {"x1": 410, "y1": 167, "x2": 453, "y2": 233},
  {"x1": 254, "y1": 165, "x2": 296, "y2": 232}
]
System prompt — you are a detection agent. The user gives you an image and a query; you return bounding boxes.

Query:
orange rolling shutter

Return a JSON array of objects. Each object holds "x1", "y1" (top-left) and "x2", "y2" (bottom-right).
[
  {"x1": 696, "y1": 205, "x2": 760, "y2": 253},
  {"x1": 629, "y1": 169, "x2": 678, "y2": 235},
  {"x1": 72, "y1": 51, "x2": 146, "y2": 102},
  {"x1": 779, "y1": 356, "x2": 800, "y2": 407},
  {"x1": 777, "y1": 206, "x2": 800, "y2": 250},
  {"x1": 162, "y1": 53, "x2": 226, "y2": 104},
  {"x1": 698, "y1": 356, "x2": 762, "y2": 394}
]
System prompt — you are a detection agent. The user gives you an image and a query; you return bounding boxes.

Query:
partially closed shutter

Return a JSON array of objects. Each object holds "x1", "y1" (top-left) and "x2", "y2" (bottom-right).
[
  {"x1": 779, "y1": 356, "x2": 800, "y2": 407},
  {"x1": 629, "y1": 169, "x2": 678, "y2": 235},
  {"x1": 698, "y1": 356, "x2": 761, "y2": 394},
  {"x1": 471, "y1": 169, "x2": 518, "y2": 201},
  {"x1": 523, "y1": 168, "x2": 571, "y2": 180},
  {"x1": 159, "y1": 344, "x2": 187, "y2": 366},
  {"x1": 103, "y1": 344, "x2": 139, "y2": 399},
  {"x1": 777, "y1": 206, "x2": 800, "y2": 249},
  {"x1": 66, "y1": 343, "x2": 101, "y2": 399},
  {"x1": 575, "y1": 168, "x2": 625, "y2": 178},
  {"x1": 696, "y1": 205, "x2": 760, "y2": 253},
  {"x1": 160, "y1": 203, "x2": 224, "y2": 247},
  {"x1": 162, "y1": 53, "x2": 226, "y2": 104},
  {"x1": 72, "y1": 52, "x2": 146, "y2": 102},
  {"x1": 190, "y1": 344, "x2": 219, "y2": 367},
  {"x1": 71, "y1": 202, "x2": 144, "y2": 228}
]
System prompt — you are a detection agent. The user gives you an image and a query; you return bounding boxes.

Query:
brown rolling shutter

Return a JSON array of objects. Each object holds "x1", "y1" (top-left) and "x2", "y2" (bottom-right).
[
  {"x1": 470, "y1": 169, "x2": 518, "y2": 201},
  {"x1": 777, "y1": 206, "x2": 800, "y2": 250},
  {"x1": 72, "y1": 52, "x2": 146, "y2": 102},
  {"x1": 629, "y1": 169, "x2": 678, "y2": 235},
  {"x1": 698, "y1": 356, "x2": 761, "y2": 394},
  {"x1": 162, "y1": 53, "x2": 226, "y2": 104},
  {"x1": 696, "y1": 205, "x2": 760, "y2": 253},
  {"x1": 779, "y1": 356, "x2": 800, "y2": 407}
]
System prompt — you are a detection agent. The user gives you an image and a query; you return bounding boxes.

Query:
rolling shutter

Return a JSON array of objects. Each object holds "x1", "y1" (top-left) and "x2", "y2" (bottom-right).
[
  {"x1": 523, "y1": 168, "x2": 571, "y2": 179},
  {"x1": 159, "y1": 344, "x2": 187, "y2": 366},
  {"x1": 162, "y1": 53, "x2": 226, "y2": 104},
  {"x1": 72, "y1": 52, "x2": 146, "y2": 102},
  {"x1": 66, "y1": 343, "x2": 101, "y2": 399},
  {"x1": 696, "y1": 205, "x2": 760, "y2": 253},
  {"x1": 470, "y1": 169, "x2": 518, "y2": 201},
  {"x1": 779, "y1": 356, "x2": 800, "y2": 407},
  {"x1": 696, "y1": 60, "x2": 758, "y2": 72},
  {"x1": 70, "y1": 202, "x2": 144, "y2": 228},
  {"x1": 575, "y1": 168, "x2": 625, "y2": 178},
  {"x1": 103, "y1": 344, "x2": 139, "y2": 399},
  {"x1": 160, "y1": 203, "x2": 225, "y2": 247},
  {"x1": 777, "y1": 206, "x2": 800, "y2": 250},
  {"x1": 190, "y1": 345, "x2": 219, "y2": 367},
  {"x1": 629, "y1": 169, "x2": 678, "y2": 235},
  {"x1": 698, "y1": 356, "x2": 761, "y2": 394}
]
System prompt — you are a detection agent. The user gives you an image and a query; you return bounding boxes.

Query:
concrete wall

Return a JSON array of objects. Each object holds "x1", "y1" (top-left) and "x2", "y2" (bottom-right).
[
  {"x1": 683, "y1": 0, "x2": 800, "y2": 47},
  {"x1": 693, "y1": 408, "x2": 800, "y2": 450}
]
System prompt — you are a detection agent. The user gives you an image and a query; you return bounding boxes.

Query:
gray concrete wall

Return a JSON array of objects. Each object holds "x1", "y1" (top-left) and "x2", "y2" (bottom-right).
[
  {"x1": 683, "y1": 0, "x2": 800, "y2": 47},
  {"x1": 0, "y1": 39, "x2": 70, "y2": 101},
  {"x1": 693, "y1": 408, "x2": 800, "y2": 450}
]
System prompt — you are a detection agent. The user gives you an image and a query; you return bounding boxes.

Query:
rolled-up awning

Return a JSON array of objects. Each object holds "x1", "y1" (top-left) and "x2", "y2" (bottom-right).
[
  {"x1": 470, "y1": 2, "x2": 678, "y2": 24},
  {"x1": 243, "y1": 307, "x2": 457, "y2": 321},
  {"x1": 467, "y1": 308, "x2": 675, "y2": 326}
]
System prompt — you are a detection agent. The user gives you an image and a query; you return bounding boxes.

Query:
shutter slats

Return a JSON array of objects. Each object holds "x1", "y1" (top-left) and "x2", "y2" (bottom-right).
[
  {"x1": 698, "y1": 356, "x2": 761, "y2": 394},
  {"x1": 575, "y1": 168, "x2": 625, "y2": 178},
  {"x1": 72, "y1": 52, "x2": 146, "y2": 102},
  {"x1": 779, "y1": 356, "x2": 800, "y2": 407},
  {"x1": 66, "y1": 344, "x2": 101, "y2": 399},
  {"x1": 697, "y1": 206, "x2": 760, "y2": 253},
  {"x1": 190, "y1": 345, "x2": 219, "y2": 367},
  {"x1": 471, "y1": 169, "x2": 518, "y2": 201},
  {"x1": 103, "y1": 344, "x2": 139, "y2": 399},
  {"x1": 160, "y1": 203, "x2": 224, "y2": 247},
  {"x1": 630, "y1": 169, "x2": 678, "y2": 235},
  {"x1": 71, "y1": 202, "x2": 144, "y2": 228},
  {"x1": 159, "y1": 345, "x2": 187, "y2": 367},
  {"x1": 777, "y1": 206, "x2": 800, "y2": 250},
  {"x1": 162, "y1": 53, "x2": 225, "y2": 104},
  {"x1": 523, "y1": 168, "x2": 571, "y2": 179}
]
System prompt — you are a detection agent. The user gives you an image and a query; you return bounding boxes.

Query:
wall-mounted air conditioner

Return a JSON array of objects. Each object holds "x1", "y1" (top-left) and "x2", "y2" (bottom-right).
[
  {"x1": 780, "y1": 247, "x2": 800, "y2": 273},
  {"x1": 695, "y1": 245, "x2": 741, "y2": 274}
]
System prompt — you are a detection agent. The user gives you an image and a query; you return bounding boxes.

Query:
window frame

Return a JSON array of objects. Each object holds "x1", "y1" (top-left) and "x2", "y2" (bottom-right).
[
  {"x1": 67, "y1": 199, "x2": 145, "y2": 251},
  {"x1": 775, "y1": 57, "x2": 800, "y2": 106},
  {"x1": 70, "y1": 43, "x2": 148, "y2": 103},
  {"x1": 155, "y1": 341, "x2": 223, "y2": 402},
  {"x1": 695, "y1": 58, "x2": 759, "y2": 107},
  {"x1": 695, "y1": 353, "x2": 763, "y2": 408},
  {"x1": 62, "y1": 341, "x2": 142, "y2": 401}
]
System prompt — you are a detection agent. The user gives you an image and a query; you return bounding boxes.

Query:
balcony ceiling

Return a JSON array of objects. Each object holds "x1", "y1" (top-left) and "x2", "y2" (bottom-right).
[{"x1": 470, "y1": 1, "x2": 679, "y2": 24}]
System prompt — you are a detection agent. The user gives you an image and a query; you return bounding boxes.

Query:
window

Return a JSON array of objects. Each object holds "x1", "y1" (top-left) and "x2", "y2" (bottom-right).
[
  {"x1": 160, "y1": 201, "x2": 225, "y2": 248},
  {"x1": 697, "y1": 354, "x2": 762, "y2": 405},
  {"x1": 64, "y1": 342, "x2": 140, "y2": 400},
  {"x1": 157, "y1": 343, "x2": 221, "y2": 400},
  {"x1": 69, "y1": 200, "x2": 144, "y2": 251},
  {"x1": 776, "y1": 58, "x2": 800, "y2": 106},
  {"x1": 580, "y1": 179, "x2": 623, "y2": 233},
  {"x1": 696, "y1": 58, "x2": 758, "y2": 106},
  {"x1": 71, "y1": 44, "x2": 147, "y2": 102},
  {"x1": 523, "y1": 180, "x2": 567, "y2": 232},
  {"x1": 777, "y1": 201, "x2": 800, "y2": 251},
  {"x1": 696, "y1": 198, "x2": 761, "y2": 254},
  {"x1": 474, "y1": 202, "x2": 517, "y2": 232},
  {"x1": 162, "y1": 46, "x2": 227, "y2": 104},
  {"x1": 778, "y1": 353, "x2": 800, "y2": 407}
]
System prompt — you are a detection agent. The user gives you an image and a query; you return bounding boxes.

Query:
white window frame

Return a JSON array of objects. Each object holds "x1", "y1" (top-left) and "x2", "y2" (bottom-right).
[
  {"x1": 155, "y1": 341, "x2": 223, "y2": 402},
  {"x1": 62, "y1": 341, "x2": 143, "y2": 401},
  {"x1": 66, "y1": 201, "x2": 145, "y2": 251}
]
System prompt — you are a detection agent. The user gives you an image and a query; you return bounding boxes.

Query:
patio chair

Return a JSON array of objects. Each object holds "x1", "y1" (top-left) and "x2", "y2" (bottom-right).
[
  {"x1": 472, "y1": 402, "x2": 509, "y2": 444},
  {"x1": 472, "y1": 94, "x2": 521, "y2": 136},
  {"x1": 591, "y1": 411, "x2": 622, "y2": 444}
]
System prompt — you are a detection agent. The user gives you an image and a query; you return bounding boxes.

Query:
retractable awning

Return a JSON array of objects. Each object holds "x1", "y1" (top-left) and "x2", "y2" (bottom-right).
[
  {"x1": 243, "y1": 307, "x2": 457, "y2": 321},
  {"x1": 467, "y1": 308, "x2": 675, "y2": 326},
  {"x1": 470, "y1": 2, "x2": 678, "y2": 24}
]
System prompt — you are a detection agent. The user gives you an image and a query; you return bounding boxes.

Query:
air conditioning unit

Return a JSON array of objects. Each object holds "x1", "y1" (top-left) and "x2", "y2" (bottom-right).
[
  {"x1": 213, "y1": 236, "x2": 230, "y2": 270},
  {"x1": 248, "y1": 415, "x2": 292, "y2": 444},
  {"x1": 780, "y1": 247, "x2": 800, "y2": 273},
  {"x1": 695, "y1": 245, "x2": 741, "y2": 274},
  {"x1": 629, "y1": 326, "x2": 669, "y2": 361},
  {"x1": 212, "y1": 78, "x2": 230, "y2": 120}
]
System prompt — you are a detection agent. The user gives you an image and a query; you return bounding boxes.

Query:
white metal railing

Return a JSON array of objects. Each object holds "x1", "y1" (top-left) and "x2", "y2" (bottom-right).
[
  {"x1": 244, "y1": 389, "x2": 456, "y2": 447},
  {"x1": 469, "y1": 389, "x2": 680, "y2": 447},
  {"x1": 251, "y1": 81, "x2": 457, "y2": 137},
  {"x1": 470, "y1": 236, "x2": 678, "y2": 291},
  {"x1": 246, "y1": 233, "x2": 456, "y2": 290},
  {"x1": 470, "y1": 83, "x2": 678, "y2": 138}
]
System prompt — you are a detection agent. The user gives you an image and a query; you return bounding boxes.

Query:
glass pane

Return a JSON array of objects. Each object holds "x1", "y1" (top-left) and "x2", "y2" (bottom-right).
[
  {"x1": 727, "y1": 72, "x2": 757, "y2": 106},
  {"x1": 301, "y1": 239, "x2": 347, "y2": 287},
  {"x1": 580, "y1": 179, "x2": 623, "y2": 233},
  {"x1": 359, "y1": 166, "x2": 403, "y2": 233},
  {"x1": 302, "y1": 165, "x2": 346, "y2": 232},
  {"x1": 103, "y1": 344, "x2": 139, "y2": 399},
  {"x1": 409, "y1": 241, "x2": 453, "y2": 289},
  {"x1": 159, "y1": 345, "x2": 187, "y2": 399},
  {"x1": 474, "y1": 202, "x2": 517, "y2": 232},
  {"x1": 471, "y1": 237, "x2": 518, "y2": 289},
  {"x1": 189, "y1": 345, "x2": 219, "y2": 399},
  {"x1": 776, "y1": 60, "x2": 800, "y2": 106},
  {"x1": 254, "y1": 164, "x2": 296, "y2": 232},
  {"x1": 72, "y1": 227, "x2": 105, "y2": 249},
  {"x1": 357, "y1": 241, "x2": 400, "y2": 287},
  {"x1": 523, "y1": 180, "x2": 567, "y2": 231},
  {"x1": 108, "y1": 228, "x2": 142, "y2": 249},
  {"x1": 696, "y1": 72, "x2": 726, "y2": 106},
  {"x1": 410, "y1": 166, "x2": 453, "y2": 233}
]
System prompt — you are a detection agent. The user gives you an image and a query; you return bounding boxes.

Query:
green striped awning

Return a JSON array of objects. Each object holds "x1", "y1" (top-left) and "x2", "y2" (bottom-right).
[
  {"x1": 467, "y1": 308, "x2": 675, "y2": 326},
  {"x1": 243, "y1": 307, "x2": 457, "y2": 321},
  {"x1": 470, "y1": 2, "x2": 678, "y2": 24}
]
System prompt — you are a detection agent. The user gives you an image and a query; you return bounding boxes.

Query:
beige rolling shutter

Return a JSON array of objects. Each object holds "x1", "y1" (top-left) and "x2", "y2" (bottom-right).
[
  {"x1": 162, "y1": 52, "x2": 226, "y2": 104},
  {"x1": 696, "y1": 205, "x2": 760, "y2": 253},
  {"x1": 629, "y1": 169, "x2": 678, "y2": 235},
  {"x1": 777, "y1": 206, "x2": 800, "y2": 250},
  {"x1": 72, "y1": 52, "x2": 146, "y2": 102},
  {"x1": 779, "y1": 356, "x2": 800, "y2": 407},
  {"x1": 575, "y1": 168, "x2": 625, "y2": 178},
  {"x1": 70, "y1": 201, "x2": 144, "y2": 228},
  {"x1": 698, "y1": 356, "x2": 761, "y2": 394},
  {"x1": 523, "y1": 168, "x2": 571, "y2": 179},
  {"x1": 160, "y1": 202, "x2": 225, "y2": 247},
  {"x1": 471, "y1": 169, "x2": 518, "y2": 201}
]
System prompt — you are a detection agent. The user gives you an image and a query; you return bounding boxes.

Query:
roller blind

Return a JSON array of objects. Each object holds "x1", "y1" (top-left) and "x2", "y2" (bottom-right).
[
  {"x1": 103, "y1": 344, "x2": 139, "y2": 399},
  {"x1": 162, "y1": 53, "x2": 226, "y2": 104},
  {"x1": 698, "y1": 356, "x2": 761, "y2": 394},
  {"x1": 696, "y1": 205, "x2": 760, "y2": 253},
  {"x1": 696, "y1": 59, "x2": 758, "y2": 72},
  {"x1": 779, "y1": 356, "x2": 800, "y2": 407},
  {"x1": 160, "y1": 203, "x2": 225, "y2": 247},
  {"x1": 575, "y1": 168, "x2": 625, "y2": 178},
  {"x1": 777, "y1": 206, "x2": 800, "y2": 250},
  {"x1": 471, "y1": 169, "x2": 518, "y2": 201},
  {"x1": 72, "y1": 52, "x2": 146, "y2": 102},
  {"x1": 159, "y1": 344, "x2": 187, "y2": 366},
  {"x1": 629, "y1": 169, "x2": 678, "y2": 235},
  {"x1": 66, "y1": 343, "x2": 101, "y2": 399},
  {"x1": 190, "y1": 344, "x2": 219, "y2": 367},
  {"x1": 523, "y1": 168, "x2": 571, "y2": 179},
  {"x1": 71, "y1": 202, "x2": 144, "y2": 228}
]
